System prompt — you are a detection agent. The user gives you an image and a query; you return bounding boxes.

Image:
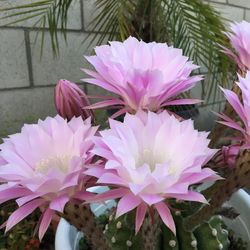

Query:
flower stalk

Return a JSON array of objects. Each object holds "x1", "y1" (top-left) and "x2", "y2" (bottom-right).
[
  {"x1": 61, "y1": 200, "x2": 111, "y2": 250},
  {"x1": 141, "y1": 212, "x2": 161, "y2": 250}
]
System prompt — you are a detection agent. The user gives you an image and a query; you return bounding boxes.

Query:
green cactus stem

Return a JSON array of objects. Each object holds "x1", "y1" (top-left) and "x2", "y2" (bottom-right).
[
  {"x1": 193, "y1": 216, "x2": 230, "y2": 250},
  {"x1": 184, "y1": 150, "x2": 250, "y2": 231},
  {"x1": 104, "y1": 211, "x2": 144, "y2": 250},
  {"x1": 174, "y1": 214, "x2": 197, "y2": 250},
  {"x1": 61, "y1": 200, "x2": 111, "y2": 250},
  {"x1": 163, "y1": 213, "x2": 229, "y2": 250},
  {"x1": 104, "y1": 209, "x2": 230, "y2": 250}
]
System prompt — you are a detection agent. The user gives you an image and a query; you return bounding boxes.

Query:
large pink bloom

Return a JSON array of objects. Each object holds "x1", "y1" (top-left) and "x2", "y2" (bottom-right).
[
  {"x1": 0, "y1": 116, "x2": 97, "y2": 240},
  {"x1": 224, "y1": 21, "x2": 250, "y2": 70},
  {"x1": 82, "y1": 37, "x2": 201, "y2": 116},
  {"x1": 86, "y1": 111, "x2": 219, "y2": 233},
  {"x1": 219, "y1": 71, "x2": 250, "y2": 146}
]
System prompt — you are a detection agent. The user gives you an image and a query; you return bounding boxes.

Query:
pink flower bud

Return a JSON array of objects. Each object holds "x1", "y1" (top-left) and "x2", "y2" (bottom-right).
[
  {"x1": 221, "y1": 145, "x2": 240, "y2": 167},
  {"x1": 54, "y1": 79, "x2": 94, "y2": 121},
  {"x1": 214, "y1": 145, "x2": 241, "y2": 168}
]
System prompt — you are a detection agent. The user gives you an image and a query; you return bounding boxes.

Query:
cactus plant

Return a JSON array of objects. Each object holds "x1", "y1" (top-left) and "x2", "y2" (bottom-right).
[
  {"x1": 89, "y1": 209, "x2": 231, "y2": 250},
  {"x1": 76, "y1": 200, "x2": 249, "y2": 250}
]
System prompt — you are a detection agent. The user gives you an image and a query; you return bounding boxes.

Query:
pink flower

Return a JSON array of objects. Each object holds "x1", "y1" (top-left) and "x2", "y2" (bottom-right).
[
  {"x1": 0, "y1": 116, "x2": 98, "y2": 240},
  {"x1": 55, "y1": 79, "x2": 94, "y2": 121},
  {"x1": 86, "y1": 111, "x2": 219, "y2": 233},
  {"x1": 224, "y1": 21, "x2": 250, "y2": 70},
  {"x1": 219, "y1": 71, "x2": 250, "y2": 146},
  {"x1": 82, "y1": 37, "x2": 201, "y2": 116}
]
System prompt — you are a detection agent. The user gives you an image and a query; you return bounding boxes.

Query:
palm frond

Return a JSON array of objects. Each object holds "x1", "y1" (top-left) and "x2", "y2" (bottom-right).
[
  {"x1": 86, "y1": 0, "x2": 136, "y2": 47},
  {"x1": 163, "y1": 0, "x2": 235, "y2": 103}
]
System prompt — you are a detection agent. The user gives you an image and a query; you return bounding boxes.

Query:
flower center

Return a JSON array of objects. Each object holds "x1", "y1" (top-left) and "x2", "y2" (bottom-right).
[
  {"x1": 35, "y1": 155, "x2": 71, "y2": 174},
  {"x1": 141, "y1": 148, "x2": 156, "y2": 171},
  {"x1": 137, "y1": 148, "x2": 177, "y2": 174}
]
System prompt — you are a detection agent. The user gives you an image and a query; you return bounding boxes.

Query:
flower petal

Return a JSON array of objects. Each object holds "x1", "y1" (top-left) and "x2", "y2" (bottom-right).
[
  {"x1": 97, "y1": 173, "x2": 127, "y2": 186},
  {"x1": 49, "y1": 194, "x2": 69, "y2": 213},
  {"x1": 87, "y1": 188, "x2": 129, "y2": 203},
  {"x1": 140, "y1": 194, "x2": 164, "y2": 206},
  {"x1": 0, "y1": 187, "x2": 32, "y2": 205},
  {"x1": 39, "y1": 208, "x2": 54, "y2": 240},
  {"x1": 6, "y1": 199, "x2": 44, "y2": 232},
  {"x1": 172, "y1": 191, "x2": 208, "y2": 204},
  {"x1": 135, "y1": 203, "x2": 147, "y2": 234},
  {"x1": 116, "y1": 194, "x2": 141, "y2": 218},
  {"x1": 154, "y1": 202, "x2": 176, "y2": 234}
]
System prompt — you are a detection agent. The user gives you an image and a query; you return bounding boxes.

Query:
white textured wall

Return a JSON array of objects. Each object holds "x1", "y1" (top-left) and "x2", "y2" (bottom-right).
[
  {"x1": 0, "y1": 0, "x2": 249, "y2": 135},
  {"x1": 205, "y1": 0, "x2": 250, "y2": 22}
]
